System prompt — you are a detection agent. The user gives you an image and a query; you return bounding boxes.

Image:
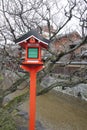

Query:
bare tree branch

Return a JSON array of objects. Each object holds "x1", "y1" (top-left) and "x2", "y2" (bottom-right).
[{"x1": 1, "y1": 0, "x2": 16, "y2": 41}]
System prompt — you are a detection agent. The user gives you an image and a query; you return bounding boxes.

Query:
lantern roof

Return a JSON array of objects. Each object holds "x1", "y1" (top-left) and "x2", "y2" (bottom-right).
[{"x1": 15, "y1": 29, "x2": 50, "y2": 48}]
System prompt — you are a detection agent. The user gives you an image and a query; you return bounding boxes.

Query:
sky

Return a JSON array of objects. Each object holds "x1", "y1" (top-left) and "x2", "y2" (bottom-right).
[
  {"x1": 39, "y1": 0, "x2": 82, "y2": 36},
  {"x1": 0, "y1": 0, "x2": 86, "y2": 39},
  {"x1": 49, "y1": 0, "x2": 82, "y2": 35}
]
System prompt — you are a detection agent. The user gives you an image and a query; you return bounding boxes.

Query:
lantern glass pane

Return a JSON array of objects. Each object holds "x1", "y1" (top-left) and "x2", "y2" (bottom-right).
[{"x1": 28, "y1": 48, "x2": 38, "y2": 58}]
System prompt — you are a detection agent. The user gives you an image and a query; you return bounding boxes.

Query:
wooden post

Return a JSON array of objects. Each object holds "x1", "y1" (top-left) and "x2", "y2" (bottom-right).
[{"x1": 29, "y1": 69, "x2": 37, "y2": 130}]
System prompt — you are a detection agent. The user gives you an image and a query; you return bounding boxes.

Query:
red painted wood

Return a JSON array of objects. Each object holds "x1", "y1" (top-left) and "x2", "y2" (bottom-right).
[
  {"x1": 20, "y1": 65, "x2": 43, "y2": 130},
  {"x1": 29, "y1": 69, "x2": 36, "y2": 130},
  {"x1": 18, "y1": 35, "x2": 48, "y2": 130}
]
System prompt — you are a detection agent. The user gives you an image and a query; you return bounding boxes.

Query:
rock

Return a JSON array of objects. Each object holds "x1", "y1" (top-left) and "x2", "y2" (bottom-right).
[
  {"x1": 36, "y1": 120, "x2": 46, "y2": 130},
  {"x1": 17, "y1": 126, "x2": 28, "y2": 130},
  {"x1": 17, "y1": 111, "x2": 28, "y2": 120},
  {"x1": 17, "y1": 121, "x2": 46, "y2": 130},
  {"x1": 17, "y1": 109, "x2": 46, "y2": 130}
]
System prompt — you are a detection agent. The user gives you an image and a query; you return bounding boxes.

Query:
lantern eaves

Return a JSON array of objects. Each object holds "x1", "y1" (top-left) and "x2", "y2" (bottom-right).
[{"x1": 15, "y1": 30, "x2": 50, "y2": 48}]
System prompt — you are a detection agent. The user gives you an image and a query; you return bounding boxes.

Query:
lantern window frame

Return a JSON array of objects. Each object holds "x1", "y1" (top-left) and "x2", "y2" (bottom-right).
[{"x1": 27, "y1": 47, "x2": 39, "y2": 59}]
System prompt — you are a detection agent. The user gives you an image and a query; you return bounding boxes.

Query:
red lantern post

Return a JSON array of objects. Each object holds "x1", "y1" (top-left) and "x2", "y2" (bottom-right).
[{"x1": 15, "y1": 30, "x2": 49, "y2": 130}]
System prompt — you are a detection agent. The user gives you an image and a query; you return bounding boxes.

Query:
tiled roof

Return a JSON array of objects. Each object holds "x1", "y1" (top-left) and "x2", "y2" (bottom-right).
[{"x1": 14, "y1": 29, "x2": 50, "y2": 45}]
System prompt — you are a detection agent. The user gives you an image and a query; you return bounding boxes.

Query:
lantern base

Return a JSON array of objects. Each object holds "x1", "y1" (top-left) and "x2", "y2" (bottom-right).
[
  {"x1": 20, "y1": 64, "x2": 44, "y2": 73},
  {"x1": 22, "y1": 60, "x2": 43, "y2": 65}
]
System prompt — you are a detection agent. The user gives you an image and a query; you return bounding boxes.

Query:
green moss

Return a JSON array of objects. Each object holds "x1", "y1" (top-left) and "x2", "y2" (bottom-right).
[
  {"x1": 0, "y1": 90, "x2": 29, "y2": 130},
  {"x1": 0, "y1": 75, "x2": 3, "y2": 80},
  {"x1": 0, "y1": 109, "x2": 17, "y2": 130},
  {"x1": 4, "y1": 91, "x2": 29, "y2": 111}
]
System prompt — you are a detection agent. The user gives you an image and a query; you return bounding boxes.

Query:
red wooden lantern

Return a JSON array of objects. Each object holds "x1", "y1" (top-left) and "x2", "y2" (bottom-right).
[
  {"x1": 15, "y1": 29, "x2": 49, "y2": 130},
  {"x1": 16, "y1": 30, "x2": 49, "y2": 67}
]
